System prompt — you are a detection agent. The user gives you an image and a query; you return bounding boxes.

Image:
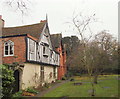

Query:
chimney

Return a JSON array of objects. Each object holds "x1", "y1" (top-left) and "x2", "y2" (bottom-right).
[
  {"x1": 40, "y1": 20, "x2": 47, "y2": 23},
  {"x1": 0, "y1": 15, "x2": 4, "y2": 28},
  {"x1": 0, "y1": 15, "x2": 4, "y2": 38}
]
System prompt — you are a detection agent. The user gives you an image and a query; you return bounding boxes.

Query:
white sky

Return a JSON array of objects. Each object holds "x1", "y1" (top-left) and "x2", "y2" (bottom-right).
[{"x1": 0, "y1": 0, "x2": 119, "y2": 39}]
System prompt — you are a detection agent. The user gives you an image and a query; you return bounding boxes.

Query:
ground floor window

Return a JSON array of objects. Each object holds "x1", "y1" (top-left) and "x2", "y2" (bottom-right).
[
  {"x1": 53, "y1": 67, "x2": 56, "y2": 78},
  {"x1": 40, "y1": 66, "x2": 44, "y2": 82}
]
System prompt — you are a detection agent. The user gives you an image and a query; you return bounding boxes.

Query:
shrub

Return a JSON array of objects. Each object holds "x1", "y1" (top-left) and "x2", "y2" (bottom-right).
[
  {"x1": 25, "y1": 87, "x2": 38, "y2": 94},
  {"x1": 56, "y1": 80, "x2": 62, "y2": 83},
  {"x1": 70, "y1": 78, "x2": 74, "y2": 81},
  {"x1": 44, "y1": 83, "x2": 51, "y2": 88},
  {"x1": 65, "y1": 72, "x2": 73, "y2": 79},
  {"x1": 12, "y1": 90, "x2": 23, "y2": 97},
  {"x1": 61, "y1": 76, "x2": 66, "y2": 80},
  {"x1": 0, "y1": 64, "x2": 15, "y2": 98}
]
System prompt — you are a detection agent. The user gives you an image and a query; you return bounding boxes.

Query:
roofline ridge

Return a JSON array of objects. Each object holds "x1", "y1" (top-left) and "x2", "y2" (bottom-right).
[
  {"x1": 51, "y1": 33, "x2": 62, "y2": 35},
  {"x1": 3, "y1": 23, "x2": 43, "y2": 29}
]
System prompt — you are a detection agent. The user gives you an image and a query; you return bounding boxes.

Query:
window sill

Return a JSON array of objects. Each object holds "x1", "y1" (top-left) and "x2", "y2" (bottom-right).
[{"x1": 4, "y1": 55, "x2": 14, "y2": 57}]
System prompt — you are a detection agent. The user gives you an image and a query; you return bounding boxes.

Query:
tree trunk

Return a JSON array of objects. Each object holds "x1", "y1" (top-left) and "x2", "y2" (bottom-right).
[
  {"x1": 91, "y1": 82, "x2": 95, "y2": 96},
  {"x1": 94, "y1": 75, "x2": 98, "y2": 84}
]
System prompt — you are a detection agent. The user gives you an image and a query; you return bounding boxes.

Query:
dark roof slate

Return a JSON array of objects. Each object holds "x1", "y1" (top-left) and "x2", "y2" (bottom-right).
[
  {"x1": 50, "y1": 33, "x2": 62, "y2": 50},
  {"x1": 2, "y1": 22, "x2": 46, "y2": 40}
]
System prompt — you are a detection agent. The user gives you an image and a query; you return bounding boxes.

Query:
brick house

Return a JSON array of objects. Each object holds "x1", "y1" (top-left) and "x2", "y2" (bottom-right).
[
  {"x1": 51, "y1": 34, "x2": 67, "y2": 80},
  {"x1": 0, "y1": 16, "x2": 61, "y2": 91}
]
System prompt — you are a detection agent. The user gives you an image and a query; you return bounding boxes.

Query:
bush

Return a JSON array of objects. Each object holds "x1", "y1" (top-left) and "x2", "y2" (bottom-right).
[
  {"x1": 65, "y1": 72, "x2": 73, "y2": 79},
  {"x1": 70, "y1": 78, "x2": 74, "y2": 81},
  {"x1": 0, "y1": 64, "x2": 15, "y2": 98},
  {"x1": 61, "y1": 76, "x2": 66, "y2": 80},
  {"x1": 12, "y1": 90, "x2": 23, "y2": 97},
  {"x1": 44, "y1": 83, "x2": 51, "y2": 88},
  {"x1": 56, "y1": 80, "x2": 62, "y2": 83},
  {"x1": 25, "y1": 87, "x2": 38, "y2": 94}
]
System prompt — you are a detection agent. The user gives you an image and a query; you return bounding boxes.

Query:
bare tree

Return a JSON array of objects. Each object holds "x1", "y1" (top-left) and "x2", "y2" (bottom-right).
[
  {"x1": 2, "y1": 0, "x2": 31, "y2": 15},
  {"x1": 70, "y1": 12, "x2": 97, "y2": 96}
]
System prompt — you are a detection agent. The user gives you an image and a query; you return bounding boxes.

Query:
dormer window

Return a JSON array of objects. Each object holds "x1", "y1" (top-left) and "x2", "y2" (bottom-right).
[
  {"x1": 4, "y1": 40, "x2": 14, "y2": 56},
  {"x1": 43, "y1": 46, "x2": 48, "y2": 57}
]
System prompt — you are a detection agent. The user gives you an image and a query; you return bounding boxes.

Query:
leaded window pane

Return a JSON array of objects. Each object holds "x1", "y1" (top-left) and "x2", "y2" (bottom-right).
[
  {"x1": 4, "y1": 40, "x2": 14, "y2": 56},
  {"x1": 5, "y1": 50, "x2": 8, "y2": 55},
  {"x1": 43, "y1": 46, "x2": 45, "y2": 54},
  {"x1": 10, "y1": 45, "x2": 13, "y2": 55},
  {"x1": 5, "y1": 45, "x2": 8, "y2": 55}
]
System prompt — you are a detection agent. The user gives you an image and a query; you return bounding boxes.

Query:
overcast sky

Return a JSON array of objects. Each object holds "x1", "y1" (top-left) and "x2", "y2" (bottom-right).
[{"x1": 0, "y1": 0, "x2": 119, "y2": 39}]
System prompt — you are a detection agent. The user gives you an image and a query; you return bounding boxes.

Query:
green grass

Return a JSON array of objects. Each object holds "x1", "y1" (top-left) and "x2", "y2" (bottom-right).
[{"x1": 43, "y1": 75, "x2": 119, "y2": 97}]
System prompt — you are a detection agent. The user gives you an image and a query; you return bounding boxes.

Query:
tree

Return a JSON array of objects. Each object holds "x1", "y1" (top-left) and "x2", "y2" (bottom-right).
[
  {"x1": 92, "y1": 31, "x2": 118, "y2": 83},
  {"x1": 62, "y1": 36, "x2": 80, "y2": 74},
  {"x1": 70, "y1": 13, "x2": 97, "y2": 96},
  {"x1": 0, "y1": 64, "x2": 15, "y2": 98},
  {"x1": 2, "y1": 0, "x2": 31, "y2": 15},
  {"x1": 69, "y1": 12, "x2": 118, "y2": 96}
]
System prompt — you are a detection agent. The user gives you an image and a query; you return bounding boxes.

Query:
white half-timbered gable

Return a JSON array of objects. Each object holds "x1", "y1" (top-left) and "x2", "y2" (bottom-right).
[{"x1": 27, "y1": 20, "x2": 60, "y2": 66}]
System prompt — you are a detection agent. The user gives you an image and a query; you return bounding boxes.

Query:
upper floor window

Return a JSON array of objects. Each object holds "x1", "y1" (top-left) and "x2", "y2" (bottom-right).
[
  {"x1": 29, "y1": 39, "x2": 35, "y2": 54},
  {"x1": 43, "y1": 46, "x2": 49, "y2": 57},
  {"x1": 43, "y1": 46, "x2": 46, "y2": 54},
  {"x1": 4, "y1": 40, "x2": 14, "y2": 56}
]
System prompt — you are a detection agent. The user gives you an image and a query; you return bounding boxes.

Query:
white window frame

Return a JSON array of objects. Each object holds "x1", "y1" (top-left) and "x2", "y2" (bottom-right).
[
  {"x1": 43, "y1": 45, "x2": 49, "y2": 57},
  {"x1": 4, "y1": 40, "x2": 14, "y2": 56},
  {"x1": 29, "y1": 39, "x2": 35, "y2": 54}
]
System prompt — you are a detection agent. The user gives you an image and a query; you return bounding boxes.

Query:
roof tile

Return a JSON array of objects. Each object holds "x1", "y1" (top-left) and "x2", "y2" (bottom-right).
[{"x1": 2, "y1": 22, "x2": 46, "y2": 40}]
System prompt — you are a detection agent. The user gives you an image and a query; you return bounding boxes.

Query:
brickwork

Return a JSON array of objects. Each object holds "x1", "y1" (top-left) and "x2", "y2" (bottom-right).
[
  {"x1": 1, "y1": 36, "x2": 27, "y2": 64},
  {"x1": 56, "y1": 44, "x2": 66, "y2": 80}
]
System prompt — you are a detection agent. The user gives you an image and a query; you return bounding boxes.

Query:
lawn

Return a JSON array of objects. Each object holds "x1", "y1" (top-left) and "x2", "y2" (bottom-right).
[{"x1": 43, "y1": 75, "x2": 119, "y2": 97}]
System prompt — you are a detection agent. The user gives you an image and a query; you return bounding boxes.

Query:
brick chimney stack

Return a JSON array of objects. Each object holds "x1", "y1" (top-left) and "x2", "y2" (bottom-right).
[
  {"x1": 40, "y1": 20, "x2": 47, "y2": 23},
  {"x1": 0, "y1": 15, "x2": 4, "y2": 64}
]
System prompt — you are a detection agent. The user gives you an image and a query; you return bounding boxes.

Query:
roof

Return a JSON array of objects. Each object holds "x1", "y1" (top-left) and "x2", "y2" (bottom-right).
[
  {"x1": 2, "y1": 21, "x2": 46, "y2": 40},
  {"x1": 50, "y1": 33, "x2": 62, "y2": 50}
]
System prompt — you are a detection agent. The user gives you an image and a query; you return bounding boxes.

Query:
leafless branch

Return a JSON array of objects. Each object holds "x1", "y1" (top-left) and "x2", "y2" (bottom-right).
[{"x1": 4, "y1": 0, "x2": 31, "y2": 15}]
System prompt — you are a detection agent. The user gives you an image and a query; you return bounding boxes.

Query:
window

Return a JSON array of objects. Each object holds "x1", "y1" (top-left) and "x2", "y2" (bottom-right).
[
  {"x1": 29, "y1": 39, "x2": 35, "y2": 53},
  {"x1": 4, "y1": 40, "x2": 14, "y2": 56},
  {"x1": 40, "y1": 66, "x2": 44, "y2": 82},
  {"x1": 29, "y1": 39, "x2": 35, "y2": 60},
  {"x1": 43, "y1": 46, "x2": 49, "y2": 57},
  {"x1": 53, "y1": 67, "x2": 56, "y2": 78},
  {"x1": 43, "y1": 46, "x2": 45, "y2": 54}
]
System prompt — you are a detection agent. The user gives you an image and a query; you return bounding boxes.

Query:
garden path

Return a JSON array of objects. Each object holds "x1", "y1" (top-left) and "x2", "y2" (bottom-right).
[{"x1": 33, "y1": 80, "x2": 69, "y2": 97}]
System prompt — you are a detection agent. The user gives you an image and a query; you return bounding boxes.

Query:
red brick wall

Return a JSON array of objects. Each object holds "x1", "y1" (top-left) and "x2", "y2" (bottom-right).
[
  {"x1": 63, "y1": 50, "x2": 67, "y2": 75},
  {"x1": 56, "y1": 44, "x2": 66, "y2": 80},
  {"x1": 1, "y1": 36, "x2": 27, "y2": 64}
]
